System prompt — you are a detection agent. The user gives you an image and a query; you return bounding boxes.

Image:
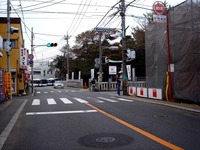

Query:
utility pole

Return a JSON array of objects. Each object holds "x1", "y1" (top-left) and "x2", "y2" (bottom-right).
[
  {"x1": 64, "y1": 34, "x2": 70, "y2": 80},
  {"x1": 98, "y1": 32, "x2": 103, "y2": 82},
  {"x1": 31, "y1": 27, "x2": 34, "y2": 94},
  {"x1": 120, "y1": 0, "x2": 128, "y2": 95},
  {"x1": 6, "y1": 0, "x2": 11, "y2": 72},
  {"x1": 95, "y1": 27, "x2": 116, "y2": 82}
]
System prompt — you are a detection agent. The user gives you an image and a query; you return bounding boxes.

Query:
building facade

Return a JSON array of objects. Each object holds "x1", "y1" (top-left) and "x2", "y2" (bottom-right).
[{"x1": 0, "y1": 17, "x2": 27, "y2": 97}]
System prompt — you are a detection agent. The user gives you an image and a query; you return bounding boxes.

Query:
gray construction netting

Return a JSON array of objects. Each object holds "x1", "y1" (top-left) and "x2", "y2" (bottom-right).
[{"x1": 145, "y1": 0, "x2": 200, "y2": 103}]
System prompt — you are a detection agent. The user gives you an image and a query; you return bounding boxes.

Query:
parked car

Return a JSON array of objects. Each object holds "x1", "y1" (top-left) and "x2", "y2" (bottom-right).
[{"x1": 53, "y1": 81, "x2": 64, "y2": 89}]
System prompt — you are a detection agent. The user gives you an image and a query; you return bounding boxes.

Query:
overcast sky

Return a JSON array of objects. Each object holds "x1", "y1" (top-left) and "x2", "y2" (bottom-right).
[{"x1": 0, "y1": 0, "x2": 186, "y2": 61}]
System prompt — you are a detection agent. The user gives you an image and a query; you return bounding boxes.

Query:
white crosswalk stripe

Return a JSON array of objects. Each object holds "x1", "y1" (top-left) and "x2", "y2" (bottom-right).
[
  {"x1": 32, "y1": 99, "x2": 40, "y2": 105},
  {"x1": 36, "y1": 90, "x2": 81, "y2": 94},
  {"x1": 97, "y1": 97, "x2": 117, "y2": 102},
  {"x1": 31, "y1": 97, "x2": 133, "y2": 106},
  {"x1": 73, "y1": 97, "x2": 88, "y2": 103},
  {"x1": 87, "y1": 97, "x2": 104, "y2": 103},
  {"x1": 60, "y1": 98, "x2": 73, "y2": 104},
  {"x1": 116, "y1": 98, "x2": 133, "y2": 102},
  {"x1": 47, "y1": 98, "x2": 57, "y2": 105}
]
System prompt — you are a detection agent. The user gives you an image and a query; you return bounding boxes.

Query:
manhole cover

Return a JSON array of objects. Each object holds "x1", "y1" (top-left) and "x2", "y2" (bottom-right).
[
  {"x1": 96, "y1": 137, "x2": 115, "y2": 143},
  {"x1": 78, "y1": 133, "x2": 133, "y2": 148}
]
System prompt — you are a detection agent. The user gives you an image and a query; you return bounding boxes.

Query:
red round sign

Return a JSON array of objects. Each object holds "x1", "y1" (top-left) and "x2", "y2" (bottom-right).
[
  {"x1": 28, "y1": 54, "x2": 34, "y2": 60},
  {"x1": 153, "y1": 1, "x2": 165, "y2": 15}
]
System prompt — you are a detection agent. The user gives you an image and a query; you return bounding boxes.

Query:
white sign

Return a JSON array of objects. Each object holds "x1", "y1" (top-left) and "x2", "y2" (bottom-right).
[
  {"x1": 153, "y1": 14, "x2": 166, "y2": 23},
  {"x1": 20, "y1": 48, "x2": 28, "y2": 69},
  {"x1": 91, "y1": 69, "x2": 94, "y2": 79},
  {"x1": 126, "y1": 65, "x2": 131, "y2": 80},
  {"x1": 109, "y1": 66, "x2": 117, "y2": 75}
]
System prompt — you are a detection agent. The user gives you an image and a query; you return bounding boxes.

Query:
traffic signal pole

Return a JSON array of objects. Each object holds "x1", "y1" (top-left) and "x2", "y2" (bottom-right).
[
  {"x1": 6, "y1": 0, "x2": 11, "y2": 72},
  {"x1": 31, "y1": 28, "x2": 34, "y2": 94},
  {"x1": 98, "y1": 32, "x2": 103, "y2": 82}
]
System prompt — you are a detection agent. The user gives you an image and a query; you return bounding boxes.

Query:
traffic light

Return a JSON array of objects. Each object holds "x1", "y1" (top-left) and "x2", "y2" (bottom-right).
[
  {"x1": 105, "y1": 33, "x2": 120, "y2": 40},
  {"x1": 10, "y1": 27, "x2": 19, "y2": 34},
  {"x1": 5, "y1": 41, "x2": 12, "y2": 51},
  {"x1": 47, "y1": 43, "x2": 57, "y2": 47}
]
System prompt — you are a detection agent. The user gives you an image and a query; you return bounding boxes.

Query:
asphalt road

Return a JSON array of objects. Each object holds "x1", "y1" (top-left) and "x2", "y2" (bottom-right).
[{"x1": 1, "y1": 86, "x2": 200, "y2": 150}]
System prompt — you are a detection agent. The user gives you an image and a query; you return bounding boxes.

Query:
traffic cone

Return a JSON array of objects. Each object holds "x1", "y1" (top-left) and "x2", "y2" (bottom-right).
[{"x1": 84, "y1": 82, "x2": 87, "y2": 89}]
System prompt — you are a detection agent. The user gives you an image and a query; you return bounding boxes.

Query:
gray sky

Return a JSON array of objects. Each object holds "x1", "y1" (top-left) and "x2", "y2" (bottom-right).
[{"x1": 0, "y1": 0, "x2": 186, "y2": 61}]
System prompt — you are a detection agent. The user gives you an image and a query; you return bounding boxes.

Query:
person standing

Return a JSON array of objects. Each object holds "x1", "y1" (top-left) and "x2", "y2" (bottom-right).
[
  {"x1": 90, "y1": 78, "x2": 95, "y2": 91},
  {"x1": 116, "y1": 75, "x2": 121, "y2": 96}
]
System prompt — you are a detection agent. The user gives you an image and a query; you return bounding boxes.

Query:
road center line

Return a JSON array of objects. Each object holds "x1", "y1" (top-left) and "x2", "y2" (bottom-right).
[
  {"x1": 26, "y1": 110, "x2": 97, "y2": 116},
  {"x1": 85, "y1": 103, "x2": 184, "y2": 150}
]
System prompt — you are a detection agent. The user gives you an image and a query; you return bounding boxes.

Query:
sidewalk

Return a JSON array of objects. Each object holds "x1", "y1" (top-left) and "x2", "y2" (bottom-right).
[
  {"x1": 123, "y1": 94, "x2": 200, "y2": 113},
  {"x1": 99, "y1": 90, "x2": 200, "y2": 113}
]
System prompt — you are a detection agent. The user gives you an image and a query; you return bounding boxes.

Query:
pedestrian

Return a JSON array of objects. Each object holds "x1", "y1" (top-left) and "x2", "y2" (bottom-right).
[
  {"x1": 116, "y1": 75, "x2": 121, "y2": 96},
  {"x1": 90, "y1": 78, "x2": 95, "y2": 91}
]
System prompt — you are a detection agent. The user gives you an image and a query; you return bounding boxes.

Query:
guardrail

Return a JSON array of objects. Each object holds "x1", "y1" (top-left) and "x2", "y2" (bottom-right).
[{"x1": 95, "y1": 81, "x2": 146, "y2": 91}]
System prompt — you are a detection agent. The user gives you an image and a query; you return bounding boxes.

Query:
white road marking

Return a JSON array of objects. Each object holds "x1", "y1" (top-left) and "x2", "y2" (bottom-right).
[
  {"x1": 73, "y1": 97, "x2": 88, "y2": 103},
  {"x1": 26, "y1": 110, "x2": 97, "y2": 116},
  {"x1": 60, "y1": 98, "x2": 73, "y2": 104},
  {"x1": 36, "y1": 91, "x2": 41, "y2": 94},
  {"x1": 116, "y1": 98, "x2": 134, "y2": 102},
  {"x1": 47, "y1": 98, "x2": 57, "y2": 105},
  {"x1": 71, "y1": 90, "x2": 76, "y2": 92},
  {"x1": 44, "y1": 92, "x2": 48, "y2": 93},
  {"x1": 97, "y1": 97, "x2": 117, "y2": 102},
  {"x1": 87, "y1": 97, "x2": 104, "y2": 103},
  {"x1": 32, "y1": 99, "x2": 40, "y2": 105},
  {"x1": 0, "y1": 100, "x2": 28, "y2": 149}
]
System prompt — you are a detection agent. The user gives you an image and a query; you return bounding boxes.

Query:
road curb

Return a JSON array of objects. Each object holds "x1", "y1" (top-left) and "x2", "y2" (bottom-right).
[{"x1": 124, "y1": 95, "x2": 200, "y2": 113}]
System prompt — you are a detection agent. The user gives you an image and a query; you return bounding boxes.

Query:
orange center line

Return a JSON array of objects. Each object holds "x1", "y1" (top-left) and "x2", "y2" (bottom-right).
[{"x1": 85, "y1": 103, "x2": 184, "y2": 150}]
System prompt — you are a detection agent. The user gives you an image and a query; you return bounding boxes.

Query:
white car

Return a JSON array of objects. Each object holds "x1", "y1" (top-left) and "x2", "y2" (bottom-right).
[{"x1": 53, "y1": 81, "x2": 64, "y2": 89}]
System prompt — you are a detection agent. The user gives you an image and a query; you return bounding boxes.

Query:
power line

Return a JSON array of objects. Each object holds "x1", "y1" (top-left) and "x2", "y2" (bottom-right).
[
  {"x1": 69, "y1": 0, "x2": 93, "y2": 36},
  {"x1": 9, "y1": 1, "x2": 32, "y2": 42},
  {"x1": 67, "y1": 0, "x2": 84, "y2": 34}
]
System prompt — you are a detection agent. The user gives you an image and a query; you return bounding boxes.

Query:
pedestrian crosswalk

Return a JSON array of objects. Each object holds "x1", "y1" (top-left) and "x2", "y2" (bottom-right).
[
  {"x1": 36, "y1": 89, "x2": 80, "y2": 94},
  {"x1": 31, "y1": 96, "x2": 134, "y2": 106}
]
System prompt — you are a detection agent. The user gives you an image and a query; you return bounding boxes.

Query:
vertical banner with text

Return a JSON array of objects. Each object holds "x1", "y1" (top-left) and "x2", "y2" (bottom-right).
[
  {"x1": 4, "y1": 72, "x2": 12, "y2": 96},
  {"x1": 20, "y1": 48, "x2": 28, "y2": 69}
]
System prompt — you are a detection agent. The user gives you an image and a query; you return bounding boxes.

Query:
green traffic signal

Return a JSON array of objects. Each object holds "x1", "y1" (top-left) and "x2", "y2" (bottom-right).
[{"x1": 47, "y1": 43, "x2": 57, "y2": 47}]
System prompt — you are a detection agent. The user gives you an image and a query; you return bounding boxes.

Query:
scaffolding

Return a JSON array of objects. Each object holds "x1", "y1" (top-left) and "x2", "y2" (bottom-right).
[{"x1": 145, "y1": 0, "x2": 200, "y2": 103}]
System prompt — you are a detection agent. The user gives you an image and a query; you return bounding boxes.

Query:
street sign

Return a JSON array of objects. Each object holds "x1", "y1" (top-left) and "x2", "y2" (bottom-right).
[
  {"x1": 153, "y1": 1, "x2": 165, "y2": 15},
  {"x1": 29, "y1": 60, "x2": 33, "y2": 67},
  {"x1": 28, "y1": 54, "x2": 34, "y2": 60}
]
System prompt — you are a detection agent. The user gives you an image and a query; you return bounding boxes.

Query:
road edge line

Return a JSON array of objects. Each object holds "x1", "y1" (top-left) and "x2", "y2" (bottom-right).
[{"x1": 0, "y1": 100, "x2": 28, "y2": 149}]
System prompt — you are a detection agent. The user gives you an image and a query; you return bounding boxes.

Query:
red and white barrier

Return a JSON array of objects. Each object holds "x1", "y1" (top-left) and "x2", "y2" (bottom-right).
[
  {"x1": 148, "y1": 88, "x2": 162, "y2": 100},
  {"x1": 128, "y1": 87, "x2": 136, "y2": 95},
  {"x1": 137, "y1": 87, "x2": 147, "y2": 98},
  {"x1": 129, "y1": 86, "x2": 163, "y2": 100}
]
